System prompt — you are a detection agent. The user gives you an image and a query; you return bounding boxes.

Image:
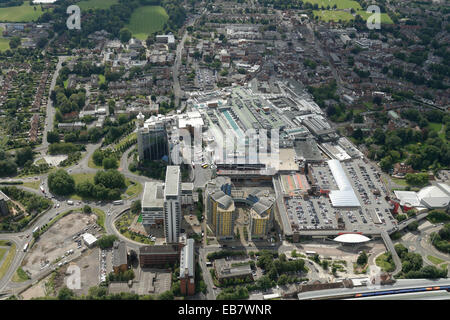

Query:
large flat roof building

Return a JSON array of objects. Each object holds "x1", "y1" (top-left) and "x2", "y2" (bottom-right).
[
  {"x1": 327, "y1": 159, "x2": 361, "y2": 207},
  {"x1": 142, "y1": 182, "x2": 165, "y2": 226},
  {"x1": 139, "y1": 243, "x2": 183, "y2": 267},
  {"x1": 214, "y1": 258, "x2": 253, "y2": 282}
]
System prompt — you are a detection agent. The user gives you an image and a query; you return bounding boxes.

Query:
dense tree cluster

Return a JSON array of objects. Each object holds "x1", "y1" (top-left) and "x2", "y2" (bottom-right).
[
  {"x1": 50, "y1": 86, "x2": 86, "y2": 115},
  {"x1": 107, "y1": 270, "x2": 134, "y2": 282},
  {"x1": 367, "y1": 109, "x2": 450, "y2": 172},
  {"x1": 48, "y1": 142, "x2": 85, "y2": 155},
  {"x1": 97, "y1": 235, "x2": 118, "y2": 249},
  {"x1": 216, "y1": 286, "x2": 249, "y2": 300},
  {"x1": 427, "y1": 210, "x2": 450, "y2": 224},
  {"x1": 37, "y1": 0, "x2": 185, "y2": 49},
  {"x1": 207, "y1": 250, "x2": 247, "y2": 261},
  {"x1": 0, "y1": 148, "x2": 17, "y2": 177},
  {"x1": 395, "y1": 243, "x2": 447, "y2": 279},
  {"x1": 431, "y1": 224, "x2": 450, "y2": 253},
  {"x1": 1, "y1": 186, "x2": 52, "y2": 214},
  {"x1": 75, "y1": 170, "x2": 126, "y2": 200},
  {"x1": 48, "y1": 169, "x2": 75, "y2": 196}
]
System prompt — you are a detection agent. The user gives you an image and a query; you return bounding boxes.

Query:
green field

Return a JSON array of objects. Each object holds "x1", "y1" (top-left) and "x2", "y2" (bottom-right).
[
  {"x1": 0, "y1": 2, "x2": 44, "y2": 22},
  {"x1": 355, "y1": 11, "x2": 394, "y2": 24},
  {"x1": 314, "y1": 10, "x2": 354, "y2": 22},
  {"x1": 0, "y1": 27, "x2": 9, "y2": 51},
  {"x1": 93, "y1": 208, "x2": 105, "y2": 230},
  {"x1": 23, "y1": 180, "x2": 41, "y2": 190},
  {"x1": 305, "y1": 0, "x2": 361, "y2": 10},
  {"x1": 314, "y1": 9, "x2": 393, "y2": 23},
  {"x1": 0, "y1": 244, "x2": 16, "y2": 280},
  {"x1": 0, "y1": 37, "x2": 10, "y2": 51},
  {"x1": 0, "y1": 248, "x2": 7, "y2": 262},
  {"x1": 78, "y1": 0, "x2": 119, "y2": 10},
  {"x1": 427, "y1": 255, "x2": 445, "y2": 265},
  {"x1": 98, "y1": 74, "x2": 105, "y2": 85},
  {"x1": 126, "y1": 5, "x2": 168, "y2": 40},
  {"x1": 12, "y1": 266, "x2": 30, "y2": 282},
  {"x1": 375, "y1": 252, "x2": 395, "y2": 272},
  {"x1": 122, "y1": 179, "x2": 143, "y2": 199},
  {"x1": 71, "y1": 172, "x2": 96, "y2": 185}
]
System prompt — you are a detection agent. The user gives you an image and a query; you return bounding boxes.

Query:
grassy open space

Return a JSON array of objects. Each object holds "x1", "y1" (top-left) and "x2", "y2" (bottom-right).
[
  {"x1": 0, "y1": 248, "x2": 7, "y2": 262},
  {"x1": 390, "y1": 177, "x2": 409, "y2": 186},
  {"x1": 88, "y1": 154, "x2": 103, "y2": 169},
  {"x1": 0, "y1": 240, "x2": 11, "y2": 246},
  {"x1": 305, "y1": 0, "x2": 362, "y2": 10},
  {"x1": 0, "y1": 26, "x2": 9, "y2": 52},
  {"x1": 71, "y1": 172, "x2": 96, "y2": 185},
  {"x1": 375, "y1": 252, "x2": 395, "y2": 272},
  {"x1": 313, "y1": 10, "x2": 354, "y2": 22},
  {"x1": 70, "y1": 172, "x2": 140, "y2": 199},
  {"x1": 23, "y1": 180, "x2": 41, "y2": 190},
  {"x1": 0, "y1": 2, "x2": 44, "y2": 22},
  {"x1": 314, "y1": 9, "x2": 393, "y2": 23},
  {"x1": 427, "y1": 255, "x2": 445, "y2": 265},
  {"x1": 69, "y1": 173, "x2": 95, "y2": 200},
  {"x1": 98, "y1": 74, "x2": 105, "y2": 85},
  {"x1": 93, "y1": 208, "x2": 105, "y2": 230},
  {"x1": 0, "y1": 243, "x2": 16, "y2": 280},
  {"x1": 426, "y1": 122, "x2": 446, "y2": 139},
  {"x1": 12, "y1": 266, "x2": 30, "y2": 282},
  {"x1": 77, "y1": 0, "x2": 119, "y2": 10},
  {"x1": 126, "y1": 5, "x2": 168, "y2": 40},
  {"x1": 122, "y1": 179, "x2": 143, "y2": 199},
  {"x1": 355, "y1": 10, "x2": 394, "y2": 24}
]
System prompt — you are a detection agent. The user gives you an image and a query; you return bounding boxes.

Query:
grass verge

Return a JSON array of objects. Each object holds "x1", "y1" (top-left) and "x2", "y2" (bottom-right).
[{"x1": 0, "y1": 243, "x2": 16, "y2": 280}]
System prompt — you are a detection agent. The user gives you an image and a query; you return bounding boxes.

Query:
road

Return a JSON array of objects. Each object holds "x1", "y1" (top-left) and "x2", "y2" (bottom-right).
[
  {"x1": 0, "y1": 144, "x2": 152, "y2": 295},
  {"x1": 396, "y1": 222, "x2": 450, "y2": 277},
  {"x1": 37, "y1": 56, "x2": 69, "y2": 157},
  {"x1": 298, "y1": 278, "x2": 450, "y2": 300},
  {"x1": 172, "y1": 10, "x2": 206, "y2": 107}
]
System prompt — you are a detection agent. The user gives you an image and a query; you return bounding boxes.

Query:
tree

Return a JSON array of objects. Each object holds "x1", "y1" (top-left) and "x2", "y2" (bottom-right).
[
  {"x1": 405, "y1": 173, "x2": 429, "y2": 187},
  {"x1": 15, "y1": 147, "x2": 33, "y2": 167},
  {"x1": 119, "y1": 28, "x2": 132, "y2": 43},
  {"x1": 48, "y1": 169, "x2": 75, "y2": 196},
  {"x1": 277, "y1": 274, "x2": 289, "y2": 286},
  {"x1": 257, "y1": 275, "x2": 273, "y2": 290},
  {"x1": 158, "y1": 290, "x2": 174, "y2": 300},
  {"x1": 407, "y1": 221, "x2": 419, "y2": 231},
  {"x1": 76, "y1": 180, "x2": 94, "y2": 198},
  {"x1": 357, "y1": 251, "x2": 368, "y2": 266},
  {"x1": 97, "y1": 235, "x2": 118, "y2": 249},
  {"x1": 57, "y1": 286, "x2": 75, "y2": 300},
  {"x1": 9, "y1": 37, "x2": 20, "y2": 49},
  {"x1": 47, "y1": 131, "x2": 60, "y2": 143},
  {"x1": 352, "y1": 128, "x2": 363, "y2": 141},
  {"x1": 92, "y1": 149, "x2": 104, "y2": 166},
  {"x1": 102, "y1": 157, "x2": 118, "y2": 169},
  {"x1": 94, "y1": 170, "x2": 126, "y2": 190},
  {"x1": 83, "y1": 205, "x2": 92, "y2": 214},
  {"x1": 0, "y1": 160, "x2": 17, "y2": 177},
  {"x1": 131, "y1": 200, "x2": 141, "y2": 214}
]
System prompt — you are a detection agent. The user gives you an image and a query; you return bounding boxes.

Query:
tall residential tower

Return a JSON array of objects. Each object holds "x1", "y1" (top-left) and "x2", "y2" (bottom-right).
[{"x1": 164, "y1": 166, "x2": 181, "y2": 243}]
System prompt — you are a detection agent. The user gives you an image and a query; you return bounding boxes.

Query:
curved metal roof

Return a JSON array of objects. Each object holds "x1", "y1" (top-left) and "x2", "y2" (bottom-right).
[{"x1": 333, "y1": 234, "x2": 370, "y2": 243}]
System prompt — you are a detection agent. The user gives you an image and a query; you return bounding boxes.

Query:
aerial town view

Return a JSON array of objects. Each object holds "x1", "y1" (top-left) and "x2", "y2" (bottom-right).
[{"x1": 0, "y1": 0, "x2": 448, "y2": 306}]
